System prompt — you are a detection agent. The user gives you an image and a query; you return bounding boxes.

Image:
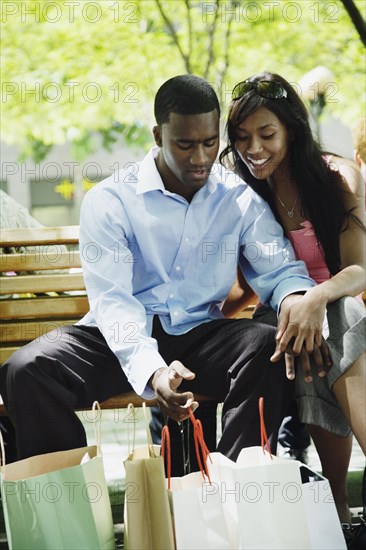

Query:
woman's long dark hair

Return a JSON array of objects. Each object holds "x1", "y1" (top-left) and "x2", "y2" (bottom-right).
[{"x1": 220, "y1": 71, "x2": 355, "y2": 275}]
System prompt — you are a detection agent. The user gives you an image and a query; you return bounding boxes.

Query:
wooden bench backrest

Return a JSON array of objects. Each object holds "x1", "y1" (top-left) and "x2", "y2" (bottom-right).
[{"x1": 0, "y1": 226, "x2": 87, "y2": 361}]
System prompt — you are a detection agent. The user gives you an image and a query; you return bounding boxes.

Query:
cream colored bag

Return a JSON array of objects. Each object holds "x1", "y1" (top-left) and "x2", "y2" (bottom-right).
[{"x1": 123, "y1": 403, "x2": 175, "y2": 550}]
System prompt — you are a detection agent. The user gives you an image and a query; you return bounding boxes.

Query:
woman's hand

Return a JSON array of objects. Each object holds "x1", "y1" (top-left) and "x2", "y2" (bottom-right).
[{"x1": 271, "y1": 291, "x2": 332, "y2": 380}]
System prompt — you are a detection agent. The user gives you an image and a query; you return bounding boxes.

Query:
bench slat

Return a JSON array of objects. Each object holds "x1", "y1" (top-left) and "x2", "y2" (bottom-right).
[
  {"x1": 0, "y1": 319, "x2": 81, "y2": 343},
  {"x1": 0, "y1": 347, "x2": 19, "y2": 364},
  {"x1": 0, "y1": 392, "x2": 218, "y2": 415},
  {"x1": 0, "y1": 226, "x2": 79, "y2": 247},
  {"x1": 1, "y1": 251, "x2": 81, "y2": 271},
  {"x1": 234, "y1": 306, "x2": 255, "y2": 319},
  {"x1": 0, "y1": 295, "x2": 89, "y2": 320},
  {"x1": 0, "y1": 273, "x2": 86, "y2": 295}
]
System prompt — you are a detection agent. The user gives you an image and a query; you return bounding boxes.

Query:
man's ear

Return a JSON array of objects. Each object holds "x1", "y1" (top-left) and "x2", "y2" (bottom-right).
[{"x1": 153, "y1": 125, "x2": 162, "y2": 147}]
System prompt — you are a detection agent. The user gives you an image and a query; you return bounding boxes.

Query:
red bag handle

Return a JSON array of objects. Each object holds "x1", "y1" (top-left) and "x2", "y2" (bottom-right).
[
  {"x1": 259, "y1": 396, "x2": 273, "y2": 459},
  {"x1": 162, "y1": 408, "x2": 211, "y2": 488},
  {"x1": 161, "y1": 425, "x2": 171, "y2": 488},
  {"x1": 188, "y1": 408, "x2": 211, "y2": 480},
  {"x1": 163, "y1": 398, "x2": 272, "y2": 486}
]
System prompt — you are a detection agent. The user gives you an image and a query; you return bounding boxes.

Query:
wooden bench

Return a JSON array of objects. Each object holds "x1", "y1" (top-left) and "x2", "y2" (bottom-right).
[{"x1": 0, "y1": 225, "x2": 254, "y2": 416}]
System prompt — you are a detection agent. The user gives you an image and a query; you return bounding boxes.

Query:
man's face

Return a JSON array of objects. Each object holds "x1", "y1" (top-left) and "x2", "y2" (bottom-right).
[{"x1": 153, "y1": 110, "x2": 220, "y2": 201}]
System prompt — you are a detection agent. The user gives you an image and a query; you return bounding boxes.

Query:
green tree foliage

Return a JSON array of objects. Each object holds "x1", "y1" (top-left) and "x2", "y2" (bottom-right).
[{"x1": 1, "y1": 0, "x2": 364, "y2": 159}]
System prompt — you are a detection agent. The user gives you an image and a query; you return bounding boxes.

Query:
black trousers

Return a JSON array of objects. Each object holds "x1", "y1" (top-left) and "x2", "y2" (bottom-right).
[
  {"x1": 252, "y1": 305, "x2": 311, "y2": 452},
  {"x1": 0, "y1": 317, "x2": 293, "y2": 462}
]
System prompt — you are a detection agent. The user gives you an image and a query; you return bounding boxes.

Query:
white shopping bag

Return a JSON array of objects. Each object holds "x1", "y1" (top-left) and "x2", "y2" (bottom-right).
[
  {"x1": 206, "y1": 397, "x2": 347, "y2": 550},
  {"x1": 163, "y1": 410, "x2": 231, "y2": 549},
  {"x1": 300, "y1": 465, "x2": 346, "y2": 549},
  {"x1": 208, "y1": 448, "x2": 311, "y2": 549},
  {"x1": 169, "y1": 471, "x2": 231, "y2": 549}
]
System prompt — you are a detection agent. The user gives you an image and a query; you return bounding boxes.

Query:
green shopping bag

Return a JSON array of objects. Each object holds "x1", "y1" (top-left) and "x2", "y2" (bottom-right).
[{"x1": 0, "y1": 402, "x2": 115, "y2": 549}]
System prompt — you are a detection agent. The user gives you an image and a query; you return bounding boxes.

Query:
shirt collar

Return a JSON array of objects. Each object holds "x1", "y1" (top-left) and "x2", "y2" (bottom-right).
[
  {"x1": 135, "y1": 146, "x2": 220, "y2": 196},
  {"x1": 135, "y1": 147, "x2": 165, "y2": 194}
]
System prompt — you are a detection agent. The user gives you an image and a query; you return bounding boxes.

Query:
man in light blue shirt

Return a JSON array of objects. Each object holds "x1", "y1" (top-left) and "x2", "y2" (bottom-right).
[{"x1": 1, "y1": 75, "x2": 329, "y2": 462}]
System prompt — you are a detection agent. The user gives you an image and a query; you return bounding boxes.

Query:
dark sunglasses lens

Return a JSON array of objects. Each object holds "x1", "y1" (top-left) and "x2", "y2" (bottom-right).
[
  {"x1": 258, "y1": 81, "x2": 285, "y2": 98},
  {"x1": 232, "y1": 82, "x2": 252, "y2": 100}
]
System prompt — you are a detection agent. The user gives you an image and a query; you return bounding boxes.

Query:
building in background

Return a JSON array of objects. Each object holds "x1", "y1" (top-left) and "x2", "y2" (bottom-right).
[
  {"x1": 0, "y1": 117, "x2": 355, "y2": 228},
  {"x1": 1, "y1": 135, "x2": 145, "y2": 227}
]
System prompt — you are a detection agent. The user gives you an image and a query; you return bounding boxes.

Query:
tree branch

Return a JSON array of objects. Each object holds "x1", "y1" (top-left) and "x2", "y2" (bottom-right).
[
  {"x1": 204, "y1": 0, "x2": 220, "y2": 80},
  {"x1": 154, "y1": 0, "x2": 191, "y2": 72},
  {"x1": 341, "y1": 0, "x2": 366, "y2": 47},
  {"x1": 217, "y1": 4, "x2": 236, "y2": 105},
  {"x1": 184, "y1": 0, "x2": 193, "y2": 64}
]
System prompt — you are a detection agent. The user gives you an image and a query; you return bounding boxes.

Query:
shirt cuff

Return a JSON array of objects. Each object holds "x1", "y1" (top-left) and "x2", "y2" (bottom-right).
[
  {"x1": 273, "y1": 280, "x2": 316, "y2": 314},
  {"x1": 128, "y1": 348, "x2": 169, "y2": 399}
]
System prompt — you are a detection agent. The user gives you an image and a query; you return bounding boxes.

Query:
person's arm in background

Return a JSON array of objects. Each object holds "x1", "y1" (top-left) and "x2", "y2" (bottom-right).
[{"x1": 221, "y1": 268, "x2": 257, "y2": 318}]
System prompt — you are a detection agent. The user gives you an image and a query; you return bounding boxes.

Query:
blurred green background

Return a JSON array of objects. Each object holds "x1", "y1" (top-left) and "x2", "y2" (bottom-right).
[{"x1": 2, "y1": 0, "x2": 365, "y2": 160}]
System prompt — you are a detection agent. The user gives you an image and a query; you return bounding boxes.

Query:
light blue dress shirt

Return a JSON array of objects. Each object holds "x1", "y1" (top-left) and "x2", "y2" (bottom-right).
[{"x1": 78, "y1": 148, "x2": 316, "y2": 397}]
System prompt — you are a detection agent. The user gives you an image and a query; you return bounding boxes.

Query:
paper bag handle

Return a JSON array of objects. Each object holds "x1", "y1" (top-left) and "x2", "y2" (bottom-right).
[
  {"x1": 259, "y1": 397, "x2": 272, "y2": 458},
  {"x1": 162, "y1": 409, "x2": 211, "y2": 488},
  {"x1": 127, "y1": 402, "x2": 157, "y2": 458},
  {"x1": 92, "y1": 401, "x2": 102, "y2": 456},
  {"x1": 161, "y1": 425, "x2": 171, "y2": 487},
  {"x1": 126, "y1": 403, "x2": 136, "y2": 456},
  {"x1": 142, "y1": 402, "x2": 156, "y2": 457},
  {"x1": 188, "y1": 408, "x2": 211, "y2": 479}
]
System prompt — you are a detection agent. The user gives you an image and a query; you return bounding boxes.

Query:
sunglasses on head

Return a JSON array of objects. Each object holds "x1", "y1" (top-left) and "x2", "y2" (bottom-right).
[{"x1": 232, "y1": 80, "x2": 288, "y2": 101}]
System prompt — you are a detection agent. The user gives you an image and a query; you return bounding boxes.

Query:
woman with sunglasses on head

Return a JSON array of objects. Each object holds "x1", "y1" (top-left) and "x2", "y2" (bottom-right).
[{"x1": 220, "y1": 72, "x2": 366, "y2": 526}]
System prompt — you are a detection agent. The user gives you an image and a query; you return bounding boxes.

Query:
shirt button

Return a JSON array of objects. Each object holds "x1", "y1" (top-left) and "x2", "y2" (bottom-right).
[
  {"x1": 185, "y1": 237, "x2": 190, "y2": 243},
  {"x1": 173, "y1": 311, "x2": 180, "y2": 316},
  {"x1": 169, "y1": 294, "x2": 175, "y2": 298},
  {"x1": 175, "y1": 266, "x2": 181, "y2": 271}
]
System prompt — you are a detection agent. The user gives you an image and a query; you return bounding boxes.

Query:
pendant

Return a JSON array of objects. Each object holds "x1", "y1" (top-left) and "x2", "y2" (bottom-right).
[{"x1": 287, "y1": 211, "x2": 294, "y2": 217}]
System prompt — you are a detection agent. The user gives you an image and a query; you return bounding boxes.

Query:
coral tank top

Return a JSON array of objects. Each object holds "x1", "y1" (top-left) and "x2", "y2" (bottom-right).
[{"x1": 288, "y1": 220, "x2": 330, "y2": 284}]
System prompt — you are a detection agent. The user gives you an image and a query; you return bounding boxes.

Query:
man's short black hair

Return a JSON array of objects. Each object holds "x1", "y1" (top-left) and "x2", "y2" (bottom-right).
[{"x1": 154, "y1": 74, "x2": 220, "y2": 125}]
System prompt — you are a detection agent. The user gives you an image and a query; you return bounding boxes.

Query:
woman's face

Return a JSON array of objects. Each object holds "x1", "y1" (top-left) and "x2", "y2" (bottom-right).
[{"x1": 234, "y1": 106, "x2": 291, "y2": 182}]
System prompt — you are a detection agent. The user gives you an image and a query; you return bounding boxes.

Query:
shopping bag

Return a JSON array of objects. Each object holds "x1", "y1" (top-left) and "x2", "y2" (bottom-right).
[
  {"x1": 301, "y1": 465, "x2": 346, "y2": 549},
  {"x1": 0, "y1": 401, "x2": 115, "y2": 550},
  {"x1": 164, "y1": 409, "x2": 232, "y2": 549},
  {"x1": 206, "y1": 397, "x2": 346, "y2": 550},
  {"x1": 123, "y1": 403, "x2": 175, "y2": 550}
]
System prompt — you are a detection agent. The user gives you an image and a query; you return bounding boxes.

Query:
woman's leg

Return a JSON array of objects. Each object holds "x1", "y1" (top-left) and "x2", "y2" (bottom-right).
[
  {"x1": 333, "y1": 352, "x2": 366, "y2": 454},
  {"x1": 304, "y1": 355, "x2": 365, "y2": 524},
  {"x1": 307, "y1": 424, "x2": 353, "y2": 524},
  {"x1": 297, "y1": 298, "x2": 366, "y2": 523}
]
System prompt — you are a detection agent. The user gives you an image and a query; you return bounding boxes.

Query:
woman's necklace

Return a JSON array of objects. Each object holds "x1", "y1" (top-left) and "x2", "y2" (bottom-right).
[{"x1": 276, "y1": 193, "x2": 299, "y2": 217}]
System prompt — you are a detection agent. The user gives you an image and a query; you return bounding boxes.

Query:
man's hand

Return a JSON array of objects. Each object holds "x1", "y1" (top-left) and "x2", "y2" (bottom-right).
[
  {"x1": 273, "y1": 338, "x2": 332, "y2": 382},
  {"x1": 270, "y1": 292, "x2": 332, "y2": 381},
  {"x1": 149, "y1": 360, "x2": 199, "y2": 421}
]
